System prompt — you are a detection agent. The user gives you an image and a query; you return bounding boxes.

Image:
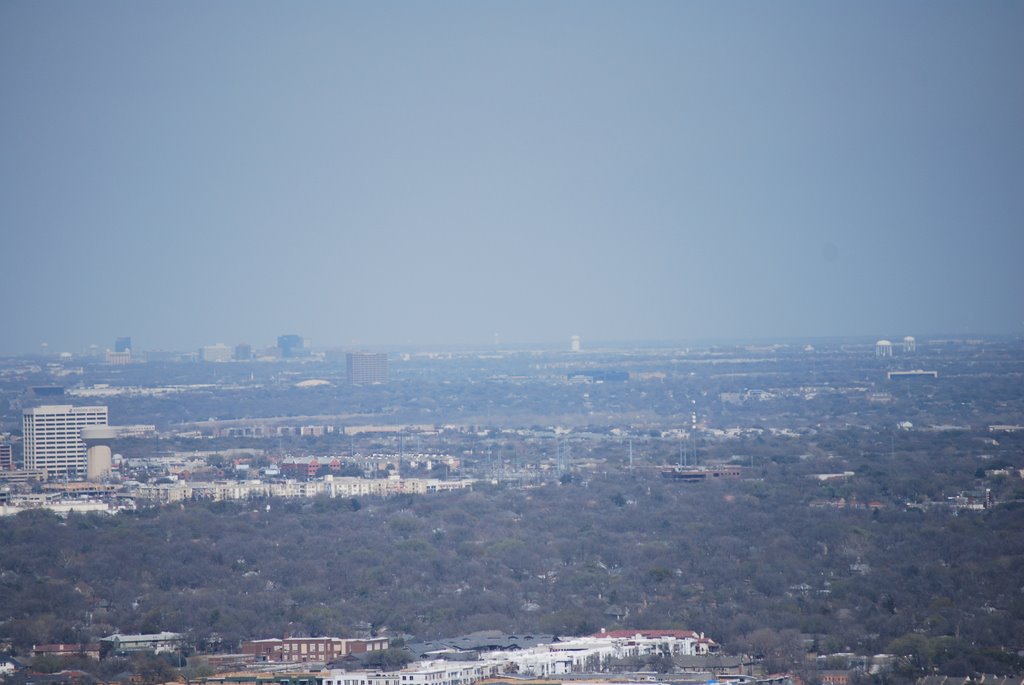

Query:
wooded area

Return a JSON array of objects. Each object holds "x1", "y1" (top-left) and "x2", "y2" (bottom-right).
[{"x1": 2, "y1": 460, "x2": 1022, "y2": 679}]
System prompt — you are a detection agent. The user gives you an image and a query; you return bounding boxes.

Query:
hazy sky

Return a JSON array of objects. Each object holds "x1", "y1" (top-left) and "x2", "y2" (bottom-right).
[{"x1": 2, "y1": 2, "x2": 1022, "y2": 354}]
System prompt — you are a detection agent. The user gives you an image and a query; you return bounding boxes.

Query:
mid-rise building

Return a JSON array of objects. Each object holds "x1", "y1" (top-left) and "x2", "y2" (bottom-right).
[
  {"x1": 23, "y1": 405, "x2": 108, "y2": 478},
  {"x1": 278, "y1": 334, "x2": 308, "y2": 358},
  {"x1": 201, "y1": 343, "x2": 232, "y2": 362},
  {"x1": 105, "y1": 349, "x2": 132, "y2": 365},
  {"x1": 347, "y1": 352, "x2": 388, "y2": 385},
  {"x1": 241, "y1": 637, "x2": 389, "y2": 664},
  {"x1": 0, "y1": 443, "x2": 13, "y2": 470}
]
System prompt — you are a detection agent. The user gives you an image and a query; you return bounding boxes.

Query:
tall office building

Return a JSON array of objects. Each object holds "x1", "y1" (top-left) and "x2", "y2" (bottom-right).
[
  {"x1": 277, "y1": 334, "x2": 310, "y2": 358},
  {"x1": 346, "y1": 352, "x2": 389, "y2": 385},
  {"x1": 201, "y1": 343, "x2": 232, "y2": 362},
  {"x1": 278, "y1": 334, "x2": 302, "y2": 358},
  {"x1": 234, "y1": 342, "x2": 253, "y2": 361},
  {"x1": 23, "y1": 405, "x2": 109, "y2": 478},
  {"x1": 106, "y1": 349, "x2": 132, "y2": 365}
]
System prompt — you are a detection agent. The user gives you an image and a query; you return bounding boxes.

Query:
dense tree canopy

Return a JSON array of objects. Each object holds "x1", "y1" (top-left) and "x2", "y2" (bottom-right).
[{"x1": 2, "y1": 470, "x2": 1022, "y2": 678}]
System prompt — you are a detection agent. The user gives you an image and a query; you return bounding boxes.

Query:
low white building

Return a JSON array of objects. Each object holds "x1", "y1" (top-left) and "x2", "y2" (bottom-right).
[
  {"x1": 101, "y1": 631, "x2": 184, "y2": 654},
  {"x1": 324, "y1": 631, "x2": 718, "y2": 685},
  {"x1": 0, "y1": 498, "x2": 120, "y2": 517},
  {"x1": 322, "y1": 660, "x2": 504, "y2": 685}
]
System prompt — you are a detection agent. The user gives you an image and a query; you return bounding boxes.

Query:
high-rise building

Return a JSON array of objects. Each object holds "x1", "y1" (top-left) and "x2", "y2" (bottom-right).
[
  {"x1": 277, "y1": 334, "x2": 308, "y2": 358},
  {"x1": 201, "y1": 343, "x2": 232, "y2": 362},
  {"x1": 234, "y1": 343, "x2": 253, "y2": 361},
  {"x1": 114, "y1": 337, "x2": 132, "y2": 353},
  {"x1": 0, "y1": 443, "x2": 13, "y2": 470},
  {"x1": 106, "y1": 349, "x2": 131, "y2": 365},
  {"x1": 23, "y1": 405, "x2": 109, "y2": 478},
  {"x1": 346, "y1": 352, "x2": 388, "y2": 385}
]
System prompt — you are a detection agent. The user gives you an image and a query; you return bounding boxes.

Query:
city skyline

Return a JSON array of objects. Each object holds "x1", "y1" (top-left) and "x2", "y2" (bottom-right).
[
  {"x1": 2, "y1": 329, "x2": 993, "y2": 359},
  {"x1": 2, "y1": 2, "x2": 1022, "y2": 355}
]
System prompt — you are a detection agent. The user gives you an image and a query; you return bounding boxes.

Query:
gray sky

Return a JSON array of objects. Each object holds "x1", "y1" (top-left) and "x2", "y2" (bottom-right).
[{"x1": 2, "y1": 2, "x2": 1022, "y2": 354}]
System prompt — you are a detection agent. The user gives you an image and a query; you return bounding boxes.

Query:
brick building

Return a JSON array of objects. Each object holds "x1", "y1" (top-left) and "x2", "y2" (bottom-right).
[
  {"x1": 240, "y1": 637, "x2": 389, "y2": 664},
  {"x1": 31, "y1": 644, "x2": 101, "y2": 660}
]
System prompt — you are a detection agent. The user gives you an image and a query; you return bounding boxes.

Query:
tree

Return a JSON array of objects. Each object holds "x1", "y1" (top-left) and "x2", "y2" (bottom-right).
[{"x1": 362, "y1": 648, "x2": 413, "y2": 671}]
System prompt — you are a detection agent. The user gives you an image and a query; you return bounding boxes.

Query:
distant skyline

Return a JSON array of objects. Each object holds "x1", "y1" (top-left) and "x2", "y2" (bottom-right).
[
  {"x1": 2, "y1": 2, "x2": 1022, "y2": 355},
  {"x1": 9, "y1": 330, "x2": 1017, "y2": 359}
]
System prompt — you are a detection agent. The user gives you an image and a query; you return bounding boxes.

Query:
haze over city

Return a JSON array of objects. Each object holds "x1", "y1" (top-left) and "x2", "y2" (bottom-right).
[
  {"x1": 3, "y1": 4, "x2": 1024, "y2": 681},
  {"x1": 2, "y1": 2, "x2": 1022, "y2": 354}
]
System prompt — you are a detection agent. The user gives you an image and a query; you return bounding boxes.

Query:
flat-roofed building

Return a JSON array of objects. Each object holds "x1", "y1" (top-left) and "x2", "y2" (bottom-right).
[
  {"x1": 201, "y1": 343, "x2": 233, "y2": 362},
  {"x1": 660, "y1": 466, "x2": 743, "y2": 482},
  {"x1": 887, "y1": 369, "x2": 938, "y2": 380},
  {"x1": 105, "y1": 349, "x2": 132, "y2": 365},
  {"x1": 23, "y1": 405, "x2": 108, "y2": 478},
  {"x1": 241, "y1": 637, "x2": 389, "y2": 664},
  {"x1": 101, "y1": 632, "x2": 184, "y2": 654},
  {"x1": 0, "y1": 469, "x2": 48, "y2": 484},
  {"x1": 31, "y1": 643, "x2": 101, "y2": 660},
  {"x1": 347, "y1": 352, "x2": 388, "y2": 385}
]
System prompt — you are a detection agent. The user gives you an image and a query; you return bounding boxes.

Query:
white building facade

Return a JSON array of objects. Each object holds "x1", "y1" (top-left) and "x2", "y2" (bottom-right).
[
  {"x1": 23, "y1": 405, "x2": 109, "y2": 478},
  {"x1": 321, "y1": 632, "x2": 719, "y2": 685}
]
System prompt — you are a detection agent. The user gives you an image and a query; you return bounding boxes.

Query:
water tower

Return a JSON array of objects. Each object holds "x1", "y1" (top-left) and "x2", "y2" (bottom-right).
[
  {"x1": 903, "y1": 336, "x2": 916, "y2": 353},
  {"x1": 81, "y1": 426, "x2": 118, "y2": 481},
  {"x1": 875, "y1": 340, "x2": 893, "y2": 358}
]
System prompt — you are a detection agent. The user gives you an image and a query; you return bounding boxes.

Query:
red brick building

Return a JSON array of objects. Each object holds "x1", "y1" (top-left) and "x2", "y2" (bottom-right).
[
  {"x1": 240, "y1": 637, "x2": 389, "y2": 663},
  {"x1": 279, "y1": 457, "x2": 343, "y2": 479},
  {"x1": 31, "y1": 644, "x2": 101, "y2": 660}
]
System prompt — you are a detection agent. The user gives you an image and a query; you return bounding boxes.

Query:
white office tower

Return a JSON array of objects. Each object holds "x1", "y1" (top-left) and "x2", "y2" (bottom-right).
[
  {"x1": 82, "y1": 426, "x2": 119, "y2": 481},
  {"x1": 903, "y1": 336, "x2": 916, "y2": 353},
  {"x1": 201, "y1": 343, "x2": 232, "y2": 362},
  {"x1": 875, "y1": 340, "x2": 894, "y2": 358},
  {"x1": 570, "y1": 335, "x2": 581, "y2": 352},
  {"x1": 23, "y1": 405, "x2": 109, "y2": 478}
]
